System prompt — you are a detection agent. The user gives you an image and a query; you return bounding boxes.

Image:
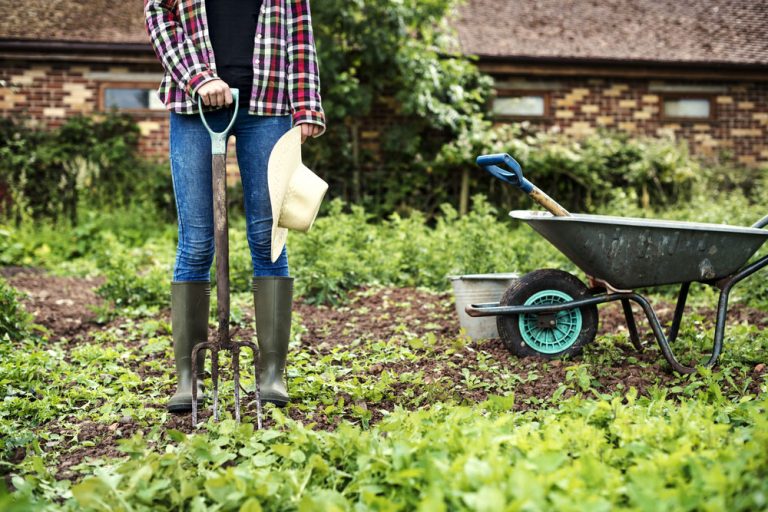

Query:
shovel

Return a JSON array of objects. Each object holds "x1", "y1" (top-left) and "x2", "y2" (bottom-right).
[{"x1": 190, "y1": 88, "x2": 263, "y2": 428}]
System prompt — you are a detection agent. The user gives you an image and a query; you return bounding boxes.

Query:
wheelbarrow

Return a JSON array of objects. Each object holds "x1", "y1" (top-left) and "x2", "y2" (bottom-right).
[{"x1": 465, "y1": 153, "x2": 768, "y2": 373}]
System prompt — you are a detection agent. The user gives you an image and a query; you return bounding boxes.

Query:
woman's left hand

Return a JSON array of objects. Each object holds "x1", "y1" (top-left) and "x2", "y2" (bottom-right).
[{"x1": 300, "y1": 123, "x2": 323, "y2": 143}]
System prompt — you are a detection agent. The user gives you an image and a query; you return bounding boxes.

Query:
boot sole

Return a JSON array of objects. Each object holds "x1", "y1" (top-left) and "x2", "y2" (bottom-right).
[
  {"x1": 167, "y1": 395, "x2": 207, "y2": 414},
  {"x1": 259, "y1": 393, "x2": 289, "y2": 408},
  {"x1": 261, "y1": 399, "x2": 288, "y2": 408}
]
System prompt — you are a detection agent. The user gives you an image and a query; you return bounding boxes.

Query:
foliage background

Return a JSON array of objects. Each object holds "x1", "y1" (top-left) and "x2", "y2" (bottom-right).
[{"x1": 1, "y1": 0, "x2": 767, "y2": 509}]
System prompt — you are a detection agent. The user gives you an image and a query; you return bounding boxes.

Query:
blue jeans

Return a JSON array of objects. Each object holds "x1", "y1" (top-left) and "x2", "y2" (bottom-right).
[{"x1": 170, "y1": 109, "x2": 292, "y2": 281}]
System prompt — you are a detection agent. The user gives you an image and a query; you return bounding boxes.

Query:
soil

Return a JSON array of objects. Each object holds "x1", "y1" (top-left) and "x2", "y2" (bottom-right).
[
  {"x1": 2, "y1": 266, "x2": 106, "y2": 339},
  {"x1": 2, "y1": 267, "x2": 767, "y2": 481}
]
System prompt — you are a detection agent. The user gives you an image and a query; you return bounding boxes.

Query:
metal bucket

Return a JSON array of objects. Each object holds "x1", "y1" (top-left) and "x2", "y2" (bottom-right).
[{"x1": 449, "y1": 273, "x2": 519, "y2": 339}]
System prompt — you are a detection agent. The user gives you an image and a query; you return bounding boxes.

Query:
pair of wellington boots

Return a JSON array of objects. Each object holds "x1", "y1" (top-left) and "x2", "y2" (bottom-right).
[{"x1": 167, "y1": 277, "x2": 293, "y2": 413}]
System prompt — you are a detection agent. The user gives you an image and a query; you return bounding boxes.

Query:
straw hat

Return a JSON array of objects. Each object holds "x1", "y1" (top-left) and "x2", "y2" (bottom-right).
[{"x1": 268, "y1": 126, "x2": 329, "y2": 262}]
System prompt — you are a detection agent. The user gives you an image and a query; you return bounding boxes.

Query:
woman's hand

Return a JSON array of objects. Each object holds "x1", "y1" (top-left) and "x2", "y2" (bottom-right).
[
  {"x1": 300, "y1": 123, "x2": 323, "y2": 143},
  {"x1": 197, "y1": 79, "x2": 232, "y2": 107}
]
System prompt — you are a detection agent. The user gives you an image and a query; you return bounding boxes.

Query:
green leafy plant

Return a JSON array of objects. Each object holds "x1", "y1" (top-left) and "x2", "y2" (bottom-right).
[
  {"x1": 0, "y1": 278, "x2": 32, "y2": 342},
  {"x1": 95, "y1": 235, "x2": 171, "y2": 311}
]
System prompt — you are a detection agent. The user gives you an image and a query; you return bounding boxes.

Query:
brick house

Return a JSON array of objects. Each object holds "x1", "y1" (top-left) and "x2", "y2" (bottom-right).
[
  {"x1": 0, "y1": 2, "x2": 165, "y2": 157},
  {"x1": 1, "y1": 0, "x2": 766, "y2": 166},
  {"x1": 455, "y1": 0, "x2": 768, "y2": 167}
]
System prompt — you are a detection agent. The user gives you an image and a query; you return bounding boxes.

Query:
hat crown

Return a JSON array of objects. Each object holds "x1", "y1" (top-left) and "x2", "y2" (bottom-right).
[{"x1": 279, "y1": 164, "x2": 327, "y2": 232}]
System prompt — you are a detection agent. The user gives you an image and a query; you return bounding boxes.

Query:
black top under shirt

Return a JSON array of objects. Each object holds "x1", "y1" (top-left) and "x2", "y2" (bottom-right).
[{"x1": 205, "y1": 0, "x2": 263, "y2": 103}]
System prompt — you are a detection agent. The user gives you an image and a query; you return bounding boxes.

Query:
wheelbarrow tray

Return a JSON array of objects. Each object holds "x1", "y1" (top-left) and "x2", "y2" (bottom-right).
[{"x1": 511, "y1": 210, "x2": 768, "y2": 289}]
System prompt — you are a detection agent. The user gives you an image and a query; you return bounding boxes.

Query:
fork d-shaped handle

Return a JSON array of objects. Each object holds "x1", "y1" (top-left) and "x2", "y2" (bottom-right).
[{"x1": 198, "y1": 88, "x2": 240, "y2": 154}]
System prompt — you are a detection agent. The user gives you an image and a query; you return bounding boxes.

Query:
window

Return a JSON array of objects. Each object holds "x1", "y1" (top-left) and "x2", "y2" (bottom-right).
[
  {"x1": 100, "y1": 83, "x2": 165, "y2": 112},
  {"x1": 493, "y1": 91, "x2": 549, "y2": 119},
  {"x1": 662, "y1": 97, "x2": 712, "y2": 120}
]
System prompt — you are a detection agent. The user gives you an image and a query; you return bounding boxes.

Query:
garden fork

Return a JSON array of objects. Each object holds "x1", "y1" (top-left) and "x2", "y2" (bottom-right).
[{"x1": 190, "y1": 88, "x2": 263, "y2": 428}]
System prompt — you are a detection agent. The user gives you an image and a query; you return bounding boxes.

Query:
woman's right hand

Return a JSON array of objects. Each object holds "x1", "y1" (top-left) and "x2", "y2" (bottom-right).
[{"x1": 197, "y1": 79, "x2": 233, "y2": 107}]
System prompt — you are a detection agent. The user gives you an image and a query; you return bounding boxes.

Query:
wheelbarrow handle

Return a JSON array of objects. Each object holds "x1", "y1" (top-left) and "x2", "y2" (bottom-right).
[
  {"x1": 752, "y1": 214, "x2": 768, "y2": 229},
  {"x1": 476, "y1": 153, "x2": 570, "y2": 217},
  {"x1": 197, "y1": 88, "x2": 240, "y2": 154}
]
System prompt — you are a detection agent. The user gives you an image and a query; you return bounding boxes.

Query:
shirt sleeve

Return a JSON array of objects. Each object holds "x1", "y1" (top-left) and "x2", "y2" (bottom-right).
[
  {"x1": 144, "y1": 0, "x2": 217, "y2": 99},
  {"x1": 286, "y1": 0, "x2": 326, "y2": 136}
]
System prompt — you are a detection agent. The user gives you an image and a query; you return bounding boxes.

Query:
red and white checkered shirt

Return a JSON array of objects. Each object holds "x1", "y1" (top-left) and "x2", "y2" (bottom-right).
[{"x1": 144, "y1": 0, "x2": 325, "y2": 133}]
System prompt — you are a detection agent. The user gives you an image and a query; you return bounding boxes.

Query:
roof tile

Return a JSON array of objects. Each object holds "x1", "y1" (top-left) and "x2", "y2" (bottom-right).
[
  {"x1": 0, "y1": 0, "x2": 147, "y2": 45},
  {"x1": 454, "y1": 0, "x2": 768, "y2": 66},
  {"x1": 1, "y1": 0, "x2": 765, "y2": 66}
]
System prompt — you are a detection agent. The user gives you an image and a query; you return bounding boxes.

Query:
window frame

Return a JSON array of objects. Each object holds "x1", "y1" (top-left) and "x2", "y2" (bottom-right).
[
  {"x1": 660, "y1": 93, "x2": 715, "y2": 122},
  {"x1": 492, "y1": 89, "x2": 552, "y2": 121},
  {"x1": 98, "y1": 82, "x2": 166, "y2": 115}
]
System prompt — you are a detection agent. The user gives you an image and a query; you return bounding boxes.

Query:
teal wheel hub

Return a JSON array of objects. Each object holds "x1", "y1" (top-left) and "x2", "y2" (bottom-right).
[{"x1": 518, "y1": 290, "x2": 582, "y2": 354}]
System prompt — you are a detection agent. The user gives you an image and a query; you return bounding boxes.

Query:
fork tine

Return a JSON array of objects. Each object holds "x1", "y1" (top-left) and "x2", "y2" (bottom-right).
[
  {"x1": 235, "y1": 341, "x2": 262, "y2": 429},
  {"x1": 254, "y1": 345, "x2": 262, "y2": 430},
  {"x1": 233, "y1": 343, "x2": 241, "y2": 423},
  {"x1": 191, "y1": 361, "x2": 199, "y2": 427},
  {"x1": 211, "y1": 349, "x2": 220, "y2": 422},
  {"x1": 190, "y1": 341, "x2": 213, "y2": 427}
]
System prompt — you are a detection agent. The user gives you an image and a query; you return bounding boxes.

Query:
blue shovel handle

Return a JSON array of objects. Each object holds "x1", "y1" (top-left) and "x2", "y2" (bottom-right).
[
  {"x1": 476, "y1": 153, "x2": 533, "y2": 193},
  {"x1": 476, "y1": 152, "x2": 570, "y2": 217},
  {"x1": 198, "y1": 88, "x2": 240, "y2": 155}
]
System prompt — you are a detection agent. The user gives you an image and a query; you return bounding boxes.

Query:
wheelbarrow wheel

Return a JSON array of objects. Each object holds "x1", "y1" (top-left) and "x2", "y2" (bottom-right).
[{"x1": 497, "y1": 269, "x2": 598, "y2": 359}]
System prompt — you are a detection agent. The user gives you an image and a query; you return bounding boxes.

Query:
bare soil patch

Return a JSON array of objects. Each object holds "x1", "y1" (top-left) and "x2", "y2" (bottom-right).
[{"x1": 2, "y1": 266, "x2": 106, "y2": 340}]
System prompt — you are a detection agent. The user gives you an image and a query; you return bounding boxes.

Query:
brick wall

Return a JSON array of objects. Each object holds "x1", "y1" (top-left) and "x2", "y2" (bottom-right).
[
  {"x1": 1, "y1": 60, "x2": 251, "y2": 180},
  {"x1": 492, "y1": 76, "x2": 768, "y2": 167},
  {"x1": 0, "y1": 60, "x2": 169, "y2": 160},
  {"x1": 2, "y1": 60, "x2": 766, "y2": 169}
]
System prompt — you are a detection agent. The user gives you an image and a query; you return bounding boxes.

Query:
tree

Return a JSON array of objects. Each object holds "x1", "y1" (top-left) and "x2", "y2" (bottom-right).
[{"x1": 307, "y1": 0, "x2": 493, "y2": 216}]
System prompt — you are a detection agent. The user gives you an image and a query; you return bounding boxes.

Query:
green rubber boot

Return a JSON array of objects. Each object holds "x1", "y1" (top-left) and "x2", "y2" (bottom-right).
[
  {"x1": 167, "y1": 281, "x2": 210, "y2": 413},
  {"x1": 253, "y1": 277, "x2": 293, "y2": 407}
]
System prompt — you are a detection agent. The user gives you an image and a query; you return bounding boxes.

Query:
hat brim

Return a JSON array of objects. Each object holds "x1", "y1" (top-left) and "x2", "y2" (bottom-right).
[{"x1": 267, "y1": 126, "x2": 327, "y2": 262}]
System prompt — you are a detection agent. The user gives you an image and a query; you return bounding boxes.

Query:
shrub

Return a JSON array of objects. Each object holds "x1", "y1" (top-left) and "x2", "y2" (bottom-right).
[
  {"x1": 94, "y1": 233, "x2": 171, "y2": 310},
  {"x1": 0, "y1": 278, "x2": 32, "y2": 342},
  {"x1": 437, "y1": 122, "x2": 704, "y2": 214},
  {"x1": 0, "y1": 114, "x2": 174, "y2": 225},
  {"x1": 289, "y1": 196, "x2": 571, "y2": 304}
]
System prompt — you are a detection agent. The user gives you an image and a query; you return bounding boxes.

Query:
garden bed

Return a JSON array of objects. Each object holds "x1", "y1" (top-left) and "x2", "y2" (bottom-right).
[{"x1": 3, "y1": 266, "x2": 766, "y2": 486}]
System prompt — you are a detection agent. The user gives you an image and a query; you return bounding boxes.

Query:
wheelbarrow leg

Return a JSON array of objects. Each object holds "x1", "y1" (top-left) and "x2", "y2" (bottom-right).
[
  {"x1": 629, "y1": 285, "x2": 719, "y2": 374},
  {"x1": 706, "y1": 256, "x2": 768, "y2": 371},
  {"x1": 621, "y1": 282, "x2": 692, "y2": 373},
  {"x1": 629, "y1": 294, "x2": 697, "y2": 374},
  {"x1": 620, "y1": 299, "x2": 643, "y2": 352},
  {"x1": 666, "y1": 282, "x2": 690, "y2": 344}
]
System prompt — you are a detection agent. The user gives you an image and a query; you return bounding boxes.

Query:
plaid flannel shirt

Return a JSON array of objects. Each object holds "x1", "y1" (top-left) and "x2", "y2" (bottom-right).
[{"x1": 144, "y1": 0, "x2": 325, "y2": 134}]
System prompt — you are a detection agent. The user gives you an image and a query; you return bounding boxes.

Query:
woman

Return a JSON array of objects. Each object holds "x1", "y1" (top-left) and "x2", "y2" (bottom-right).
[{"x1": 144, "y1": 0, "x2": 325, "y2": 413}]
